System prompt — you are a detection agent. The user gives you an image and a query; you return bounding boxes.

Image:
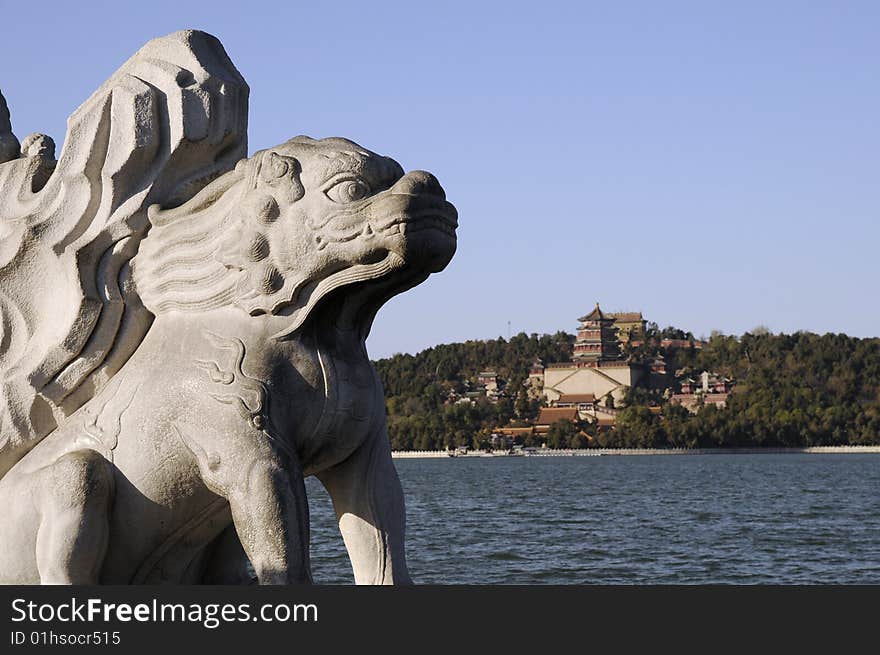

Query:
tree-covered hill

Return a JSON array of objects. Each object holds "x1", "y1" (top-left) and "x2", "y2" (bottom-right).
[
  {"x1": 372, "y1": 329, "x2": 880, "y2": 450},
  {"x1": 620, "y1": 330, "x2": 880, "y2": 448},
  {"x1": 376, "y1": 331, "x2": 574, "y2": 397},
  {"x1": 373, "y1": 332, "x2": 574, "y2": 450}
]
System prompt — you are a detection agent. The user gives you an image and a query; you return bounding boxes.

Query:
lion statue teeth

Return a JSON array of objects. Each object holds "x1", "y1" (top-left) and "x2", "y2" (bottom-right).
[{"x1": 0, "y1": 31, "x2": 456, "y2": 585}]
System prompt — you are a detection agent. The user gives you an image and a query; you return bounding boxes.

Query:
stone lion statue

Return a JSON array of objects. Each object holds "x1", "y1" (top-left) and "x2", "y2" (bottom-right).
[{"x1": 0, "y1": 31, "x2": 456, "y2": 584}]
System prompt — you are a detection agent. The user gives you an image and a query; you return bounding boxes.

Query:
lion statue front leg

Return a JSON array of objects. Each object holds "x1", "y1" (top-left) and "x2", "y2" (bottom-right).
[
  {"x1": 215, "y1": 452, "x2": 312, "y2": 585},
  {"x1": 317, "y1": 427, "x2": 411, "y2": 585},
  {"x1": 174, "y1": 420, "x2": 313, "y2": 585}
]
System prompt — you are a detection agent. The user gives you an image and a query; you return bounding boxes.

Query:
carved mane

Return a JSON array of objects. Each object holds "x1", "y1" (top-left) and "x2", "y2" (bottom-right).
[{"x1": 134, "y1": 169, "x2": 248, "y2": 314}]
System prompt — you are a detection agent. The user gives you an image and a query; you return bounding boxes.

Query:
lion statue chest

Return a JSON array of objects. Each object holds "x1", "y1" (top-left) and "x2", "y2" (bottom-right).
[{"x1": 68, "y1": 306, "x2": 383, "y2": 478}]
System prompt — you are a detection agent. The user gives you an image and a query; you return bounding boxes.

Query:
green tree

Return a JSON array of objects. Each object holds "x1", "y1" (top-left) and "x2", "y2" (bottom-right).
[{"x1": 546, "y1": 419, "x2": 579, "y2": 449}]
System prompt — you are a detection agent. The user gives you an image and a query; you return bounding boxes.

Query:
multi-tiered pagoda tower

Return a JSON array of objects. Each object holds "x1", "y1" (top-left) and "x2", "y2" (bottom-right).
[{"x1": 573, "y1": 303, "x2": 620, "y2": 362}]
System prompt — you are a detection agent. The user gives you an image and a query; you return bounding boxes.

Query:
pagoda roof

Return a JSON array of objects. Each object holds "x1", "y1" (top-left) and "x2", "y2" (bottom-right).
[
  {"x1": 578, "y1": 302, "x2": 610, "y2": 323},
  {"x1": 609, "y1": 312, "x2": 644, "y2": 323}
]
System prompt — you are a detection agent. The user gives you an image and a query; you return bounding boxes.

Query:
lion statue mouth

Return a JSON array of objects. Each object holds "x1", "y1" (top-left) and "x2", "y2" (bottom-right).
[
  {"x1": 370, "y1": 207, "x2": 458, "y2": 239},
  {"x1": 375, "y1": 178, "x2": 458, "y2": 238},
  {"x1": 324, "y1": 169, "x2": 458, "y2": 272},
  {"x1": 263, "y1": 167, "x2": 458, "y2": 336}
]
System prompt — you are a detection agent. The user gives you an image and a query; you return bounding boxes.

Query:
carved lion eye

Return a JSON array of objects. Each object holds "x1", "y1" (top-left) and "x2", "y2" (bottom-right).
[{"x1": 324, "y1": 179, "x2": 370, "y2": 204}]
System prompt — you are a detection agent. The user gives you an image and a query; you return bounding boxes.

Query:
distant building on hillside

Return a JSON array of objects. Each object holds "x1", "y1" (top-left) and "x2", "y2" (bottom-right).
[
  {"x1": 648, "y1": 355, "x2": 667, "y2": 375},
  {"x1": 477, "y1": 370, "x2": 498, "y2": 389},
  {"x1": 671, "y1": 393, "x2": 730, "y2": 412},
  {"x1": 572, "y1": 303, "x2": 648, "y2": 362},
  {"x1": 535, "y1": 407, "x2": 579, "y2": 434},
  {"x1": 679, "y1": 371, "x2": 732, "y2": 395},
  {"x1": 476, "y1": 370, "x2": 501, "y2": 400},
  {"x1": 671, "y1": 370, "x2": 734, "y2": 413},
  {"x1": 555, "y1": 393, "x2": 596, "y2": 409},
  {"x1": 543, "y1": 359, "x2": 643, "y2": 406},
  {"x1": 553, "y1": 393, "x2": 596, "y2": 420},
  {"x1": 608, "y1": 311, "x2": 646, "y2": 343},
  {"x1": 542, "y1": 304, "x2": 646, "y2": 406},
  {"x1": 529, "y1": 360, "x2": 545, "y2": 377},
  {"x1": 573, "y1": 303, "x2": 620, "y2": 362},
  {"x1": 526, "y1": 359, "x2": 545, "y2": 400}
]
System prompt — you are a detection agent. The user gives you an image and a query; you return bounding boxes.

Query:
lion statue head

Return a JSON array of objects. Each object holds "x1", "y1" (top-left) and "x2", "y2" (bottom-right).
[{"x1": 132, "y1": 136, "x2": 457, "y2": 335}]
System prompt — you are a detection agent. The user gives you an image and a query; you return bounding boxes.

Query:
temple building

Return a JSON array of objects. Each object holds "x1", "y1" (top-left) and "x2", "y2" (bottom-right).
[
  {"x1": 608, "y1": 312, "x2": 646, "y2": 343},
  {"x1": 573, "y1": 303, "x2": 620, "y2": 362},
  {"x1": 541, "y1": 304, "x2": 647, "y2": 406},
  {"x1": 670, "y1": 370, "x2": 734, "y2": 412},
  {"x1": 554, "y1": 393, "x2": 597, "y2": 421},
  {"x1": 476, "y1": 370, "x2": 501, "y2": 400},
  {"x1": 572, "y1": 304, "x2": 647, "y2": 361},
  {"x1": 526, "y1": 359, "x2": 545, "y2": 400}
]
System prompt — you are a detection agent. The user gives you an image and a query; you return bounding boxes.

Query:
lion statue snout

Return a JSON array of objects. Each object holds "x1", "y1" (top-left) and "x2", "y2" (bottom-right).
[
  {"x1": 390, "y1": 170, "x2": 446, "y2": 199},
  {"x1": 377, "y1": 169, "x2": 457, "y2": 273}
]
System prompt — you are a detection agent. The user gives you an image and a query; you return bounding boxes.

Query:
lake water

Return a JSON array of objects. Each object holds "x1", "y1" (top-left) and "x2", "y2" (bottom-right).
[{"x1": 305, "y1": 454, "x2": 880, "y2": 584}]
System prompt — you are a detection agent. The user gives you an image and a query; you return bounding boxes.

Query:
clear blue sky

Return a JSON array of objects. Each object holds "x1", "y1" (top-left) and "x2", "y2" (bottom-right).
[{"x1": 2, "y1": 1, "x2": 878, "y2": 358}]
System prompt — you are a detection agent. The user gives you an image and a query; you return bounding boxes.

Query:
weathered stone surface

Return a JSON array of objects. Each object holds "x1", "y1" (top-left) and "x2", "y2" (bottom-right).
[{"x1": 0, "y1": 31, "x2": 456, "y2": 585}]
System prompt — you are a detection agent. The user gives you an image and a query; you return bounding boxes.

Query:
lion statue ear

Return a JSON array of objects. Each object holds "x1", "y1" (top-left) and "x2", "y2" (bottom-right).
[{"x1": 250, "y1": 150, "x2": 304, "y2": 205}]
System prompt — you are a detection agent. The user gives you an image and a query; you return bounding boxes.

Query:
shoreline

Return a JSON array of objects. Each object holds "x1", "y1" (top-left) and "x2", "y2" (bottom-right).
[{"x1": 391, "y1": 445, "x2": 880, "y2": 458}]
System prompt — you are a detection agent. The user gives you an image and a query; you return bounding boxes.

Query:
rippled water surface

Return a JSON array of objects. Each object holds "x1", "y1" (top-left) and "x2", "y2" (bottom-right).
[{"x1": 306, "y1": 454, "x2": 880, "y2": 584}]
